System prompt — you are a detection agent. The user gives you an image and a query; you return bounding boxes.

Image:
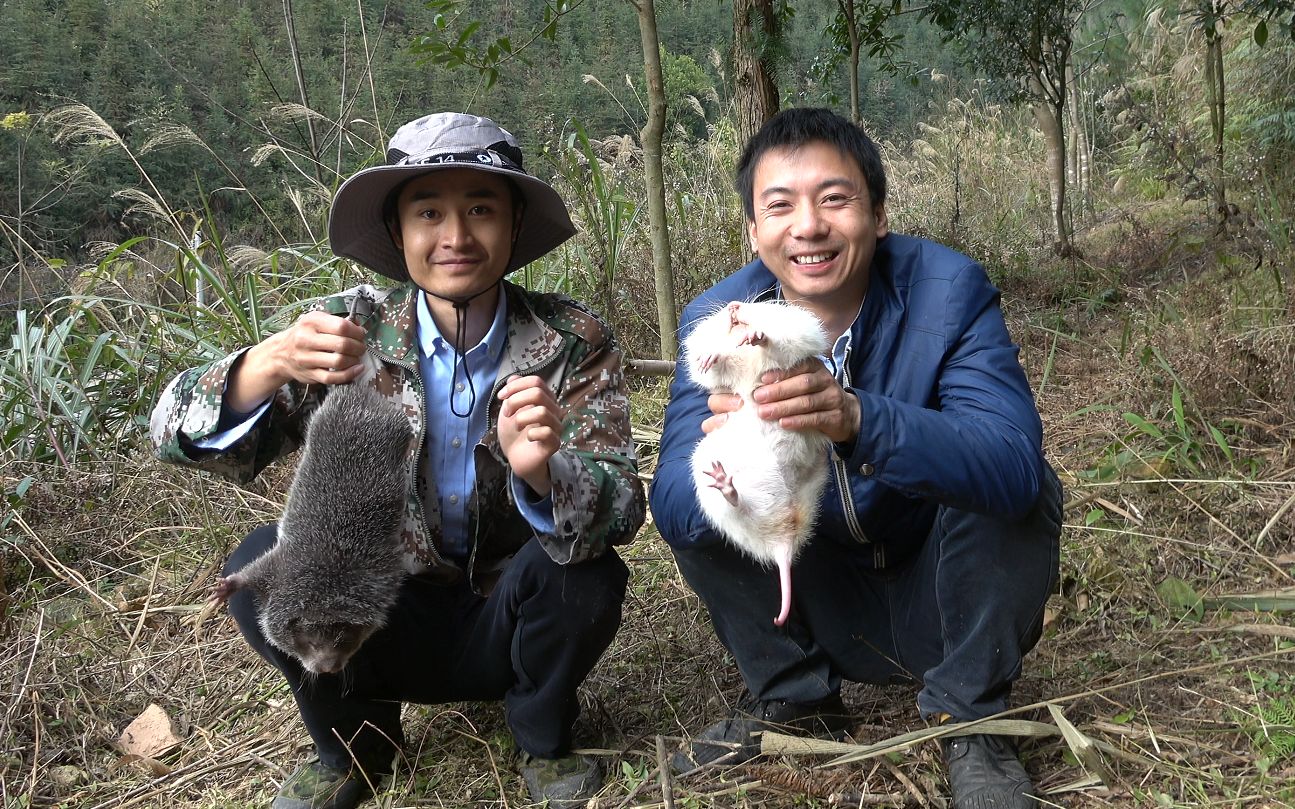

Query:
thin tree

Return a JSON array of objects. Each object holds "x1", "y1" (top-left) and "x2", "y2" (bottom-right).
[
  {"x1": 410, "y1": 0, "x2": 679, "y2": 359},
  {"x1": 630, "y1": 0, "x2": 678, "y2": 359},
  {"x1": 923, "y1": 0, "x2": 1085, "y2": 256},
  {"x1": 829, "y1": 0, "x2": 906, "y2": 124},
  {"x1": 1179, "y1": 0, "x2": 1294, "y2": 231},
  {"x1": 282, "y1": 0, "x2": 322, "y2": 184}
]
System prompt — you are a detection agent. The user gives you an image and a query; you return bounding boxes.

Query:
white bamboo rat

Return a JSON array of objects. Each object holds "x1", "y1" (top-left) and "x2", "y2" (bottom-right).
[
  {"x1": 685, "y1": 300, "x2": 831, "y2": 626},
  {"x1": 210, "y1": 369, "x2": 414, "y2": 675}
]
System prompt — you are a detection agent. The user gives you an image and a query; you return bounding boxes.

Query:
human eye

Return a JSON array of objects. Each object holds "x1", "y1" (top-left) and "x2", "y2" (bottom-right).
[{"x1": 468, "y1": 204, "x2": 494, "y2": 216}]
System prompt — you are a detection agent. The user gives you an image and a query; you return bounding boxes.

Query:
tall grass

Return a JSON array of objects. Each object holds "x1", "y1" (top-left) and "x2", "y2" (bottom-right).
[{"x1": 884, "y1": 91, "x2": 1053, "y2": 286}]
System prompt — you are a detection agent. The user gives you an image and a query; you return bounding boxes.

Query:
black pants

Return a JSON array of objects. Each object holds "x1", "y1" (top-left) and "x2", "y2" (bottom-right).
[
  {"x1": 224, "y1": 525, "x2": 628, "y2": 772},
  {"x1": 673, "y1": 469, "x2": 1062, "y2": 721}
]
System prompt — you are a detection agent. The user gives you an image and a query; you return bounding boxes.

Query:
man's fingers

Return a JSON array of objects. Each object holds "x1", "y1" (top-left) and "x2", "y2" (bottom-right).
[
  {"x1": 500, "y1": 388, "x2": 558, "y2": 420},
  {"x1": 706, "y1": 392, "x2": 742, "y2": 416},
  {"x1": 498, "y1": 374, "x2": 551, "y2": 401},
  {"x1": 754, "y1": 369, "x2": 829, "y2": 404},
  {"x1": 701, "y1": 412, "x2": 728, "y2": 434},
  {"x1": 524, "y1": 424, "x2": 558, "y2": 443}
]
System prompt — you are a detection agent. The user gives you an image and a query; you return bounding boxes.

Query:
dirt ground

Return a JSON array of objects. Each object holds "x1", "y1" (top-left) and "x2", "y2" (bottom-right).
[{"x1": 3, "y1": 216, "x2": 1294, "y2": 808}]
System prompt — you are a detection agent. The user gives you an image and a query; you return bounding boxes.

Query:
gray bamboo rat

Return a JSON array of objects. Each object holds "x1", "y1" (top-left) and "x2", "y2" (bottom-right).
[
  {"x1": 685, "y1": 299, "x2": 831, "y2": 626},
  {"x1": 211, "y1": 375, "x2": 414, "y2": 675}
]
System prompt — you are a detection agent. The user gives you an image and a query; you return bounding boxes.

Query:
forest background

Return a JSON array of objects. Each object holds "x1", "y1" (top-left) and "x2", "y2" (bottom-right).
[{"x1": 3, "y1": 0, "x2": 1295, "y2": 807}]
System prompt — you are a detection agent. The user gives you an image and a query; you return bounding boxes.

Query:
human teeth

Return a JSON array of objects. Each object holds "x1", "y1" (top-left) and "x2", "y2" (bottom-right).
[{"x1": 793, "y1": 253, "x2": 833, "y2": 264}]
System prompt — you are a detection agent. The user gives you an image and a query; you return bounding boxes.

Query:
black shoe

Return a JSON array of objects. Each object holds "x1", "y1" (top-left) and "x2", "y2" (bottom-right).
[
  {"x1": 941, "y1": 734, "x2": 1036, "y2": 809},
  {"x1": 271, "y1": 759, "x2": 376, "y2": 809},
  {"x1": 672, "y1": 693, "x2": 849, "y2": 774},
  {"x1": 518, "y1": 751, "x2": 603, "y2": 808}
]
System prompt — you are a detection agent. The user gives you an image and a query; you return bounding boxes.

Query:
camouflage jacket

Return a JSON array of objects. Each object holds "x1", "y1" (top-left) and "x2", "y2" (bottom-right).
[{"x1": 151, "y1": 281, "x2": 646, "y2": 593}]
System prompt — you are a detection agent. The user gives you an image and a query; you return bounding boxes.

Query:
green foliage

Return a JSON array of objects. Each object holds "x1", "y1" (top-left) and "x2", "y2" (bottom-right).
[
  {"x1": 1078, "y1": 341, "x2": 1243, "y2": 483},
  {"x1": 1156, "y1": 576, "x2": 1203, "y2": 620},
  {"x1": 0, "y1": 215, "x2": 360, "y2": 467},
  {"x1": 1239, "y1": 671, "x2": 1295, "y2": 774},
  {"x1": 411, "y1": 0, "x2": 578, "y2": 90},
  {"x1": 657, "y1": 48, "x2": 716, "y2": 139},
  {"x1": 0, "y1": 305, "x2": 132, "y2": 465},
  {"x1": 920, "y1": 0, "x2": 1081, "y2": 106},
  {"x1": 543, "y1": 124, "x2": 641, "y2": 316}
]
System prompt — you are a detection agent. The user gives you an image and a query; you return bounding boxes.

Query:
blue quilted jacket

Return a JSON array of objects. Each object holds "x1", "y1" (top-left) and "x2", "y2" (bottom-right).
[{"x1": 650, "y1": 232, "x2": 1051, "y2": 569}]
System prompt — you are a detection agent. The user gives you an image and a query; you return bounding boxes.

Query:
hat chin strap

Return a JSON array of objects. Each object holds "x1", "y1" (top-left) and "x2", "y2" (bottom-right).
[
  {"x1": 410, "y1": 231, "x2": 518, "y2": 420},
  {"x1": 422, "y1": 281, "x2": 502, "y2": 420}
]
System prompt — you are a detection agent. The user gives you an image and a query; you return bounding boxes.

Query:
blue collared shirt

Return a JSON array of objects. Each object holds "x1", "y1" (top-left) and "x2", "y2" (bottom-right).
[
  {"x1": 415, "y1": 287, "x2": 554, "y2": 557},
  {"x1": 197, "y1": 285, "x2": 555, "y2": 560}
]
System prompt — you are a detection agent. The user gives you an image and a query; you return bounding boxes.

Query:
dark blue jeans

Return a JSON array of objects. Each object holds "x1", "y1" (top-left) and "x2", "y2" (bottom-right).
[
  {"x1": 224, "y1": 525, "x2": 628, "y2": 773},
  {"x1": 673, "y1": 469, "x2": 1062, "y2": 722}
]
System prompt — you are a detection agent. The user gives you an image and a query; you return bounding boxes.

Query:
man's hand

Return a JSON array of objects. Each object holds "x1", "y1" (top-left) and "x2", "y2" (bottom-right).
[
  {"x1": 703, "y1": 360, "x2": 861, "y2": 445},
  {"x1": 497, "y1": 375, "x2": 562, "y2": 497},
  {"x1": 227, "y1": 312, "x2": 367, "y2": 412}
]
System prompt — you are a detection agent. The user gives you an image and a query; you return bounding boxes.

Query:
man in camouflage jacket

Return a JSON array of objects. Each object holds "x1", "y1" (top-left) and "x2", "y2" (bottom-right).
[{"x1": 151, "y1": 113, "x2": 645, "y2": 809}]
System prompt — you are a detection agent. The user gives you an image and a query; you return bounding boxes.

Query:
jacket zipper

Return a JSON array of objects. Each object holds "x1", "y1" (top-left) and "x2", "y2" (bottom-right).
[
  {"x1": 832, "y1": 346, "x2": 872, "y2": 547},
  {"x1": 468, "y1": 344, "x2": 565, "y2": 580}
]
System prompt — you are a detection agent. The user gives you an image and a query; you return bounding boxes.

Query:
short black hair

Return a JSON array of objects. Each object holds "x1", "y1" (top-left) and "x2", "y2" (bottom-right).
[{"x1": 735, "y1": 108, "x2": 887, "y2": 221}]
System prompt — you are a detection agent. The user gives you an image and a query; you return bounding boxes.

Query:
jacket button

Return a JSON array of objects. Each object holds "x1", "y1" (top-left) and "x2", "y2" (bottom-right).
[{"x1": 859, "y1": 463, "x2": 875, "y2": 476}]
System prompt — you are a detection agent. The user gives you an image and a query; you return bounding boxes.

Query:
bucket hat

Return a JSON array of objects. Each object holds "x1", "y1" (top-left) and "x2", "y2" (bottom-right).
[{"x1": 328, "y1": 113, "x2": 576, "y2": 282}]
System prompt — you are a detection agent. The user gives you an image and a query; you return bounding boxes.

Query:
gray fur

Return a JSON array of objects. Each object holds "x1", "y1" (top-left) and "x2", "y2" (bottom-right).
[{"x1": 214, "y1": 381, "x2": 413, "y2": 674}]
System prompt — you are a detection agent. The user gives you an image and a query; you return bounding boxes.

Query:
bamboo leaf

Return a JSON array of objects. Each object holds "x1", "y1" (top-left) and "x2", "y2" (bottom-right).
[
  {"x1": 1203, "y1": 588, "x2": 1295, "y2": 613},
  {"x1": 1047, "y1": 704, "x2": 1115, "y2": 787},
  {"x1": 761, "y1": 719, "x2": 1060, "y2": 767}
]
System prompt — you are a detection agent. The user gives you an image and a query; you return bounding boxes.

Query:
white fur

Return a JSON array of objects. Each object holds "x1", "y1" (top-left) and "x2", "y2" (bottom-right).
[{"x1": 684, "y1": 300, "x2": 831, "y2": 625}]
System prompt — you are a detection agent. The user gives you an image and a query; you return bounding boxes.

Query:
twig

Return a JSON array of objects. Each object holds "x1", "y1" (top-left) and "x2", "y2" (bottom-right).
[
  {"x1": 614, "y1": 762, "x2": 662, "y2": 809},
  {"x1": 124, "y1": 556, "x2": 162, "y2": 658},
  {"x1": 631, "y1": 778, "x2": 762, "y2": 808},
  {"x1": 10, "y1": 512, "x2": 119, "y2": 612},
  {"x1": 1255, "y1": 491, "x2": 1295, "y2": 548},
  {"x1": 24, "y1": 689, "x2": 40, "y2": 807},
  {"x1": 626, "y1": 358, "x2": 677, "y2": 377},
  {"x1": 86, "y1": 742, "x2": 289, "y2": 809},
  {"x1": 437, "y1": 709, "x2": 511, "y2": 809},
  {"x1": 2, "y1": 608, "x2": 42, "y2": 737},
  {"x1": 828, "y1": 791, "x2": 920, "y2": 806},
  {"x1": 1159, "y1": 478, "x2": 1293, "y2": 582},
  {"x1": 881, "y1": 757, "x2": 928, "y2": 807},
  {"x1": 655, "y1": 735, "x2": 676, "y2": 809}
]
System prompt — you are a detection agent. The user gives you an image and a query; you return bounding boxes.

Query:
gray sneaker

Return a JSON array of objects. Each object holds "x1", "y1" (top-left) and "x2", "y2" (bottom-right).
[
  {"x1": 672, "y1": 693, "x2": 850, "y2": 774},
  {"x1": 518, "y1": 751, "x2": 602, "y2": 808},
  {"x1": 940, "y1": 734, "x2": 1037, "y2": 809},
  {"x1": 271, "y1": 759, "x2": 374, "y2": 809}
]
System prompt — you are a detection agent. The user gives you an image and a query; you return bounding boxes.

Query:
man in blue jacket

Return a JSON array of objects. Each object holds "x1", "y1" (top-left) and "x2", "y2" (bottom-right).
[{"x1": 651, "y1": 108, "x2": 1062, "y2": 808}]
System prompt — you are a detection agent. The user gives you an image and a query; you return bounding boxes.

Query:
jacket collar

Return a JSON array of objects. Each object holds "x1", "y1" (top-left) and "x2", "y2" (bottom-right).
[
  {"x1": 364, "y1": 280, "x2": 566, "y2": 375},
  {"x1": 500, "y1": 281, "x2": 565, "y2": 375}
]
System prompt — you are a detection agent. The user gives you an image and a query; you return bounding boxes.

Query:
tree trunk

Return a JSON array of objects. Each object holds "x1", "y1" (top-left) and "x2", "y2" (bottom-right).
[
  {"x1": 1030, "y1": 74, "x2": 1071, "y2": 255},
  {"x1": 633, "y1": 0, "x2": 678, "y2": 359},
  {"x1": 839, "y1": 0, "x2": 861, "y2": 122},
  {"x1": 1065, "y1": 56, "x2": 1091, "y2": 221},
  {"x1": 733, "y1": 0, "x2": 780, "y2": 146},
  {"x1": 1204, "y1": 24, "x2": 1228, "y2": 230}
]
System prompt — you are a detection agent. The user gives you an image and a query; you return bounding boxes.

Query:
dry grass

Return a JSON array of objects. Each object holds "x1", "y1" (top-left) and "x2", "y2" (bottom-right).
[{"x1": 4, "y1": 218, "x2": 1295, "y2": 808}]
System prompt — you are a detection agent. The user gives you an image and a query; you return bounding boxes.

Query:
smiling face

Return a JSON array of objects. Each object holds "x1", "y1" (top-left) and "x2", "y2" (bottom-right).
[
  {"x1": 391, "y1": 168, "x2": 519, "y2": 301},
  {"x1": 747, "y1": 140, "x2": 888, "y2": 336}
]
